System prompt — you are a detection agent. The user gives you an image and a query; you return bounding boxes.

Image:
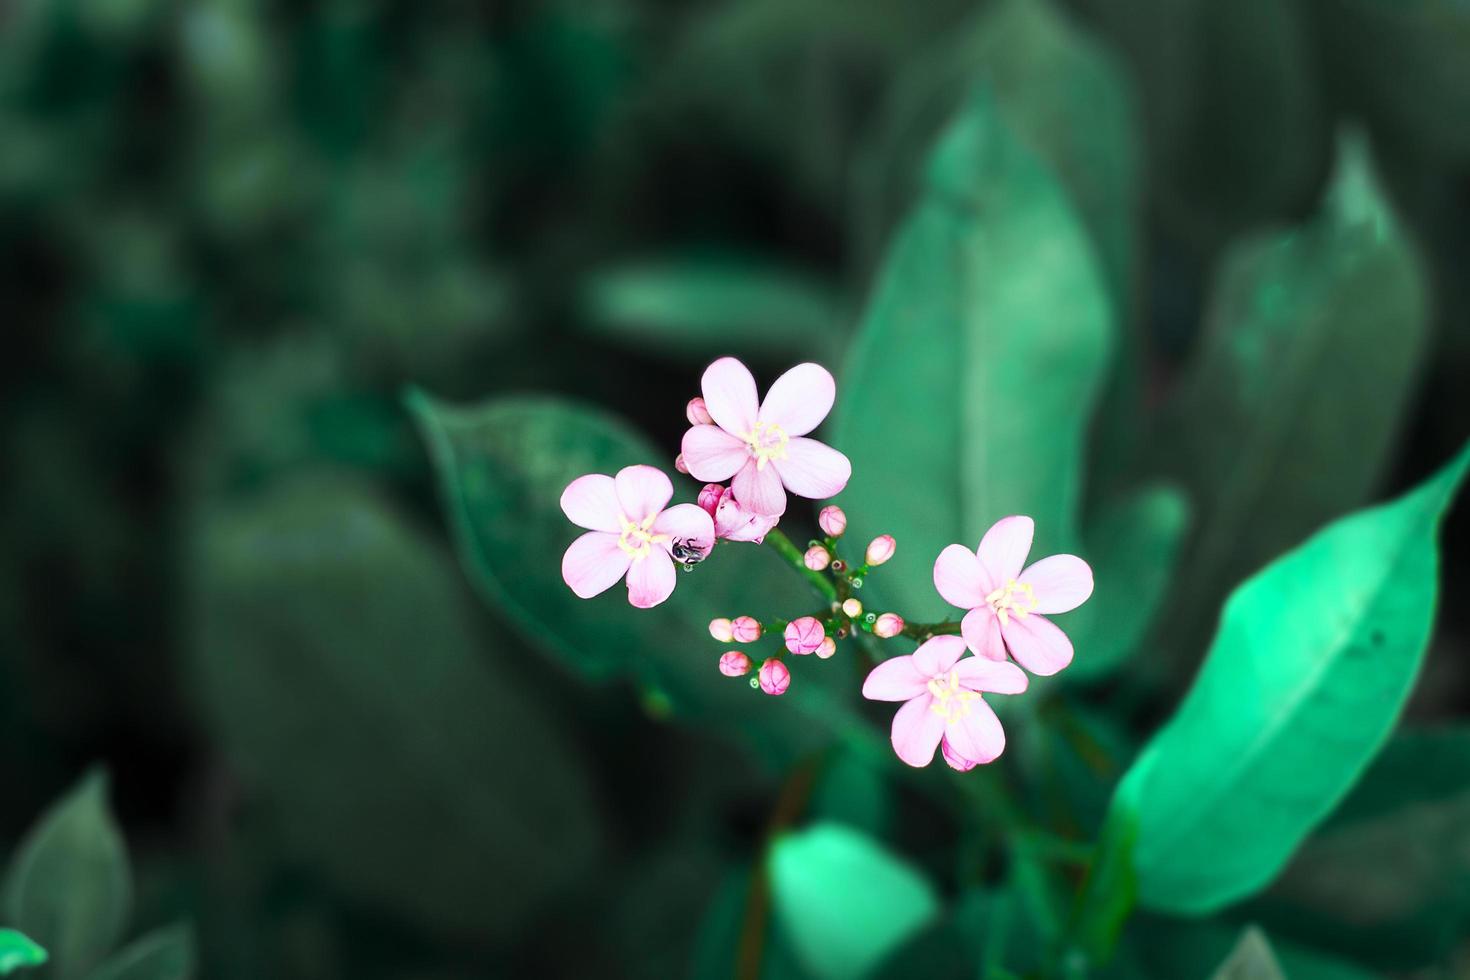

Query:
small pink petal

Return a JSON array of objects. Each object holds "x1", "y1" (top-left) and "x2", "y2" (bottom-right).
[
  {"x1": 652, "y1": 503, "x2": 716, "y2": 559},
  {"x1": 891, "y1": 694, "x2": 946, "y2": 768},
  {"x1": 1001, "y1": 613, "x2": 1074, "y2": 676},
  {"x1": 614, "y1": 465, "x2": 673, "y2": 524},
  {"x1": 701, "y1": 357, "x2": 760, "y2": 435},
  {"x1": 941, "y1": 736, "x2": 978, "y2": 772},
  {"x1": 862, "y1": 655, "x2": 929, "y2": 701},
  {"x1": 562, "y1": 531, "x2": 632, "y2": 598},
  {"x1": 912, "y1": 634, "x2": 967, "y2": 676},
  {"x1": 934, "y1": 544, "x2": 988, "y2": 609},
  {"x1": 757, "y1": 362, "x2": 835, "y2": 436},
  {"x1": 771, "y1": 438, "x2": 850, "y2": 500},
  {"x1": 733, "y1": 459, "x2": 787, "y2": 516},
  {"x1": 560, "y1": 474, "x2": 622, "y2": 532},
  {"x1": 944, "y1": 699, "x2": 1006, "y2": 765},
  {"x1": 954, "y1": 656, "x2": 1028, "y2": 694},
  {"x1": 977, "y1": 515, "x2": 1034, "y2": 589},
  {"x1": 682, "y1": 425, "x2": 750, "y2": 482},
  {"x1": 961, "y1": 607, "x2": 1007, "y2": 661},
  {"x1": 1019, "y1": 554, "x2": 1095, "y2": 614},
  {"x1": 626, "y1": 549, "x2": 677, "y2": 608}
]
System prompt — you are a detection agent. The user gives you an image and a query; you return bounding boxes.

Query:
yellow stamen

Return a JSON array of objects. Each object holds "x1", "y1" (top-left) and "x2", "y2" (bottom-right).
[
  {"x1": 927, "y1": 667, "x2": 981, "y2": 722},
  {"x1": 742, "y1": 421, "x2": 790, "y2": 471},
  {"x1": 617, "y1": 513, "x2": 670, "y2": 560},
  {"x1": 985, "y1": 579, "x2": 1037, "y2": 627}
]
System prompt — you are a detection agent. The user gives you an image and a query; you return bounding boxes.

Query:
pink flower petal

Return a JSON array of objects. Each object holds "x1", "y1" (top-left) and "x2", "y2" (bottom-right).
[
  {"x1": 912, "y1": 634, "x2": 967, "y2": 676},
  {"x1": 977, "y1": 515, "x2": 1034, "y2": 588},
  {"x1": 890, "y1": 694, "x2": 946, "y2": 768},
  {"x1": 626, "y1": 548, "x2": 677, "y2": 608},
  {"x1": 944, "y1": 699, "x2": 1006, "y2": 766},
  {"x1": 961, "y1": 606, "x2": 1007, "y2": 661},
  {"x1": 757, "y1": 362, "x2": 835, "y2": 436},
  {"x1": 560, "y1": 474, "x2": 622, "y2": 532},
  {"x1": 941, "y1": 736, "x2": 978, "y2": 772},
  {"x1": 652, "y1": 503, "x2": 715, "y2": 558},
  {"x1": 733, "y1": 459, "x2": 787, "y2": 516},
  {"x1": 681, "y1": 425, "x2": 750, "y2": 482},
  {"x1": 614, "y1": 465, "x2": 673, "y2": 524},
  {"x1": 954, "y1": 656, "x2": 1028, "y2": 695},
  {"x1": 562, "y1": 531, "x2": 632, "y2": 598},
  {"x1": 1001, "y1": 613, "x2": 1074, "y2": 676},
  {"x1": 701, "y1": 357, "x2": 759, "y2": 435},
  {"x1": 934, "y1": 544, "x2": 988, "y2": 609},
  {"x1": 1019, "y1": 554, "x2": 1095, "y2": 614},
  {"x1": 862, "y1": 655, "x2": 929, "y2": 702},
  {"x1": 771, "y1": 438, "x2": 850, "y2": 500}
]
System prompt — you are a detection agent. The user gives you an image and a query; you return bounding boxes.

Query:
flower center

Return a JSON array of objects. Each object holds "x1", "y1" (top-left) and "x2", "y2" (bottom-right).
[
  {"x1": 927, "y1": 668, "x2": 981, "y2": 722},
  {"x1": 986, "y1": 578, "x2": 1036, "y2": 627},
  {"x1": 617, "y1": 513, "x2": 668, "y2": 560},
  {"x1": 742, "y1": 421, "x2": 789, "y2": 471}
]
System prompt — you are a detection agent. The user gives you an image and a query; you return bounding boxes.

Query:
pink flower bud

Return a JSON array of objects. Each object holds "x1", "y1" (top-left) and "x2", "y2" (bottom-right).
[
  {"x1": 865, "y1": 534, "x2": 896, "y2": 567},
  {"x1": 841, "y1": 598, "x2": 863, "y2": 619},
  {"x1": 758, "y1": 658, "x2": 790, "y2": 695},
  {"x1": 687, "y1": 396, "x2": 714, "y2": 426},
  {"x1": 731, "y1": 616, "x2": 762, "y2": 643},
  {"x1": 784, "y1": 616, "x2": 825, "y2": 655},
  {"x1": 818, "y1": 505, "x2": 846, "y2": 537},
  {"x1": 674, "y1": 453, "x2": 690, "y2": 474},
  {"x1": 709, "y1": 618, "x2": 734, "y2": 643},
  {"x1": 719, "y1": 651, "x2": 752, "y2": 677},
  {"x1": 873, "y1": 613, "x2": 904, "y2": 638},
  {"x1": 803, "y1": 545, "x2": 831, "y2": 571},
  {"x1": 941, "y1": 735, "x2": 979, "y2": 772},
  {"x1": 698, "y1": 484, "x2": 724, "y2": 517},
  {"x1": 815, "y1": 636, "x2": 836, "y2": 659}
]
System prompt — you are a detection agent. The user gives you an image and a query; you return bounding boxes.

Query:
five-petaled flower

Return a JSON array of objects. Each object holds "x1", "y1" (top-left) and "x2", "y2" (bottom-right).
[
  {"x1": 934, "y1": 516, "x2": 1094, "y2": 676},
  {"x1": 560, "y1": 465, "x2": 715, "y2": 609},
  {"x1": 862, "y1": 635, "x2": 1028, "y2": 768},
  {"x1": 681, "y1": 357, "x2": 851, "y2": 516}
]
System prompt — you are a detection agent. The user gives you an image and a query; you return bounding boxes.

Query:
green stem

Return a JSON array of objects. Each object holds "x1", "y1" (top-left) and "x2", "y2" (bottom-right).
[
  {"x1": 900, "y1": 619, "x2": 964, "y2": 640},
  {"x1": 762, "y1": 527, "x2": 838, "y2": 603}
]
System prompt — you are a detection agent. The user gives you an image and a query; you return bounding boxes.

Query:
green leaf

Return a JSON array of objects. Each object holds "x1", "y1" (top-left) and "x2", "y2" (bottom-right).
[
  {"x1": 836, "y1": 87, "x2": 1113, "y2": 622},
  {"x1": 83, "y1": 924, "x2": 194, "y2": 980},
  {"x1": 187, "y1": 472, "x2": 599, "y2": 939},
  {"x1": 1160, "y1": 136, "x2": 1430, "y2": 641},
  {"x1": 0, "y1": 931, "x2": 47, "y2": 975},
  {"x1": 767, "y1": 823, "x2": 940, "y2": 980},
  {"x1": 2, "y1": 770, "x2": 132, "y2": 980},
  {"x1": 1110, "y1": 440, "x2": 1470, "y2": 913}
]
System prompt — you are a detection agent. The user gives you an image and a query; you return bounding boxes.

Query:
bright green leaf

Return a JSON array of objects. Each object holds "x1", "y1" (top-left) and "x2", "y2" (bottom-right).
[
  {"x1": 0, "y1": 930, "x2": 47, "y2": 975},
  {"x1": 2, "y1": 770, "x2": 132, "y2": 980},
  {"x1": 84, "y1": 923, "x2": 194, "y2": 980},
  {"x1": 768, "y1": 823, "x2": 940, "y2": 980},
  {"x1": 1112, "y1": 440, "x2": 1470, "y2": 913}
]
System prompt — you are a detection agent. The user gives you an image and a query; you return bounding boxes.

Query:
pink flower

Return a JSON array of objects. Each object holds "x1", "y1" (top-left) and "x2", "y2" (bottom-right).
[
  {"x1": 731, "y1": 616, "x2": 762, "y2": 643},
  {"x1": 687, "y1": 396, "x2": 714, "y2": 426},
  {"x1": 681, "y1": 357, "x2": 852, "y2": 516},
  {"x1": 719, "y1": 651, "x2": 752, "y2": 677},
  {"x1": 759, "y1": 658, "x2": 790, "y2": 695},
  {"x1": 699, "y1": 484, "x2": 780, "y2": 544},
  {"x1": 818, "y1": 505, "x2": 846, "y2": 537},
  {"x1": 560, "y1": 465, "x2": 715, "y2": 609},
  {"x1": 784, "y1": 616, "x2": 825, "y2": 655},
  {"x1": 862, "y1": 635, "x2": 1028, "y2": 768},
  {"x1": 933, "y1": 516, "x2": 1094, "y2": 676}
]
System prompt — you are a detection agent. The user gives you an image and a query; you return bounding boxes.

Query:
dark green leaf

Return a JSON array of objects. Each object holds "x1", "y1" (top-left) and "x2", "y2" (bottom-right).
[
  {"x1": 0, "y1": 931, "x2": 47, "y2": 976},
  {"x1": 84, "y1": 924, "x2": 194, "y2": 980}
]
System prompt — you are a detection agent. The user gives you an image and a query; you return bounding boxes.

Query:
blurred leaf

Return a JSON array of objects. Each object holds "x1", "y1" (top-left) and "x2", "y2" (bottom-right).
[
  {"x1": 1208, "y1": 927, "x2": 1284, "y2": 980},
  {"x1": 84, "y1": 924, "x2": 194, "y2": 980},
  {"x1": 1071, "y1": 801, "x2": 1137, "y2": 965},
  {"x1": 835, "y1": 88, "x2": 1113, "y2": 622},
  {"x1": 1121, "y1": 918, "x2": 1379, "y2": 980},
  {"x1": 1160, "y1": 136, "x2": 1430, "y2": 640},
  {"x1": 689, "y1": 868, "x2": 812, "y2": 980},
  {"x1": 807, "y1": 749, "x2": 890, "y2": 839},
  {"x1": 2, "y1": 770, "x2": 132, "y2": 980},
  {"x1": 768, "y1": 823, "x2": 939, "y2": 980},
  {"x1": 0, "y1": 931, "x2": 47, "y2": 975},
  {"x1": 188, "y1": 472, "x2": 599, "y2": 939},
  {"x1": 1110, "y1": 441, "x2": 1470, "y2": 914},
  {"x1": 870, "y1": 888, "x2": 993, "y2": 979}
]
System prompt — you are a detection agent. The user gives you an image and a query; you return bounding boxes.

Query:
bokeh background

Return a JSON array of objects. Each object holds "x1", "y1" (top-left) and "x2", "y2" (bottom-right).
[{"x1": 2, "y1": 0, "x2": 1468, "y2": 977}]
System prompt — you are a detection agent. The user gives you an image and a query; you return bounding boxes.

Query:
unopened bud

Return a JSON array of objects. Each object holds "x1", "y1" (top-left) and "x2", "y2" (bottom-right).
[
  {"x1": 674, "y1": 453, "x2": 690, "y2": 475},
  {"x1": 687, "y1": 396, "x2": 714, "y2": 426},
  {"x1": 759, "y1": 658, "x2": 790, "y2": 695},
  {"x1": 818, "y1": 505, "x2": 847, "y2": 537},
  {"x1": 941, "y1": 736, "x2": 979, "y2": 772},
  {"x1": 698, "y1": 484, "x2": 724, "y2": 517},
  {"x1": 784, "y1": 616, "x2": 825, "y2": 655},
  {"x1": 731, "y1": 616, "x2": 762, "y2": 643},
  {"x1": 815, "y1": 636, "x2": 836, "y2": 659},
  {"x1": 709, "y1": 618, "x2": 734, "y2": 643},
  {"x1": 841, "y1": 598, "x2": 863, "y2": 619},
  {"x1": 873, "y1": 613, "x2": 904, "y2": 638},
  {"x1": 719, "y1": 651, "x2": 751, "y2": 677},
  {"x1": 865, "y1": 534, "x2": 896, "y2": 567},
  {"x1": 803, "y1": 545, "x2": 831, "y2": 571}
]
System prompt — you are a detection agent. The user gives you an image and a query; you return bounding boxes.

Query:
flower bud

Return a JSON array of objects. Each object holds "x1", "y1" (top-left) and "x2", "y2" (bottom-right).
[
  {"x1": 759, "y1": 658, "x2": 790, "y2": 695},
  {"x1": 815, "y1": 636, "x2": 836, "y2": 659},
  {"x1": 818, "y1": 505, "x2": 847, "y2": 537},
  {"x1": 841, "y1": 598, "x2": 863, "y2": 619},
  {"x1": 698, "y1": 483, "x2": 724, "y2": 517},
  {"x1": 731, "y1": 616, "x2": 762, "y2": 643},
  {"x1": 803, "y1": 544, "x2": 831, "y2": 571},
  {"x1": 709, "y1": 618, "x2": 734, "y2": 643},
  {"x1": 687, "y1": 396, "x2": 714, "y2": 426},
  {"x1": 674, "y1": 453, "x2": 690, "y2": 474},
  {"x1": 719, "y1": 651, "x2": 752, "y2": 677},
  {"x1": 865, "y1": 534, "x2": 896, "y2": 567},
  {"x1": 941, "y1": 736, "x2": 978, "y2": 772},
  {"x1": 873, "y1": 613, "x2": 904, "y2": 638},
  {"x1": 784, "y1": 616, "x2": 825, "y2": 655}
]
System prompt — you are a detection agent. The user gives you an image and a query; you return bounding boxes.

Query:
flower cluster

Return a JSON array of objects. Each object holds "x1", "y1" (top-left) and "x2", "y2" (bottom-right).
[{"x1": 560, "y1": 357, "x2": 1093, "y2": 771}]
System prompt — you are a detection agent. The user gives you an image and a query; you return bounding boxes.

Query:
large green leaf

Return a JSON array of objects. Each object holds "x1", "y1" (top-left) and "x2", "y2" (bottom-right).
[
  {"x1": 2, "y1": 770, "x2": 132, "y2": 980},
  {"x1": 84, "y1": 924, "x2": 193, "y2": 980},
  {"x1": 835, "y1": 88, "x2": 1113, "y2": 622},
  {"x1": 187, "y1": 472, "x2": 599, "y2": 939},
  {"x1": 0, "y1": 931, "x2": 46, "y2": 975},
  {"x1": 1110, "y1": 441, "x2": 1470, "y2": 913},
  {"x1": 767, "y1": 824, "x2": 940, "y2": 980}
]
